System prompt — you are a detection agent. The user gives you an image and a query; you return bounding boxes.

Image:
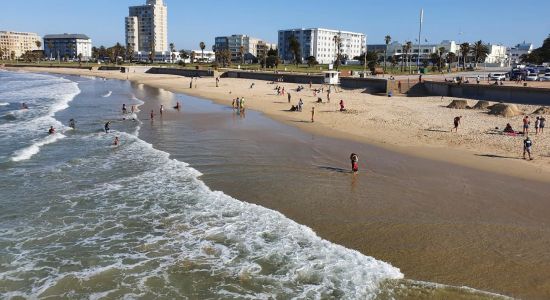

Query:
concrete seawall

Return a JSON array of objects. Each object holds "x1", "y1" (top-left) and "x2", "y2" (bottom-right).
[
  {"x1": 146, "y1": 67, "x2": 214, "y2": 77},
  {"x1": 423, "y1": 81, "x2": 550, "y2": 105},
  {"x1": 223, "y1": 70, "x2": 387, "y2": 93}
]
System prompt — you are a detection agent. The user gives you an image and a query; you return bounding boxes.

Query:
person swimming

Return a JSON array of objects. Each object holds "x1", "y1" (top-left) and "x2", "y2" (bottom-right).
[
  {"x1": 104, "y1": 121, "x2": 111, "y2": 133},
  {"x1": 69, "y1": 119, "x2": 76, "y2": 129},
  {"x1": 48, "y1": 126, "x2": 55, "y2": 135},
  {"x1": 113, "y1": 136, "x2": 119, "y2": 146},
  {"x1": 21, "y1": 103, "x2": 29, "y2": 109}
]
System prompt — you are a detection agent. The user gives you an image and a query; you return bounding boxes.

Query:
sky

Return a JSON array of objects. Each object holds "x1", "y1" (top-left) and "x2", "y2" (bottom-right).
[{"x1": 1, "y1": 0, "x2": 549, "y2": 50}]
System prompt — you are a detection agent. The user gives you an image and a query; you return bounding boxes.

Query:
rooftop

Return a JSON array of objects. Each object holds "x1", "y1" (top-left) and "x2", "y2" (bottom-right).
[{"x1": 44, "y1": 33, "x2": 91, "y2": 40}]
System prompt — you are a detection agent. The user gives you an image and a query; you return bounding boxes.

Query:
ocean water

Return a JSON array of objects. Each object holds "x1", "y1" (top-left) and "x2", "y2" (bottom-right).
[{"x1": 0, "y1": 70, "x2": 404, "y2": 298}]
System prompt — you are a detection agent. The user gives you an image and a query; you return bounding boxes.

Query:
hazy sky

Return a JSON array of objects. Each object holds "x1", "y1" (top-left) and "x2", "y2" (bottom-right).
[{"x1": 1, "y1": 0, "x2": 548, "y2": 50}]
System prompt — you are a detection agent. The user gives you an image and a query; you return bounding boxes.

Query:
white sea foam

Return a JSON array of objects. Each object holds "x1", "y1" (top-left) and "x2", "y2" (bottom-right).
[
  {"x1": 11, "y1": 133, "x2": 66, "y2": 162},
  {"x1": 102, "y1": 91, "x2": 112, "y2": 98},
  {"x1": 0, "y1": 102, "x2": 8, "y2": 106}
]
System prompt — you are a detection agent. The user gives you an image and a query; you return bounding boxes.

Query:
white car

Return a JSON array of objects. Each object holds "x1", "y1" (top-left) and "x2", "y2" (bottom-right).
[
  {"x1": 539, "y1": 73, "x2": 550, "y2": 81},
  {"x1": 526, "y1": 73, "x2": 539, "y2": 81},
  {"x1": 490, "y1": 73, "x2": 506, "y2": 81}
]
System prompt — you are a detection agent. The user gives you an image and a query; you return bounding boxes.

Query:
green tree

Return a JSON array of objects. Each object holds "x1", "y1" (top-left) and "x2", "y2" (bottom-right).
[
  {"x1": 384, "y1": 35, "x2": 391, "y2": 73},
  {"x1": 47, "y1": 40, "x2": 55, "y2": 60},
  {"x1": 405, "y1": 41, "x2": 412, "y2": 73},
  {"x1": 306, "y1": 55, "x2": 318, "y2": 67},
  {"x1": 267, "y1": 47, "x2": 278, "y2": 57},
  {"x1": 149, "y1": 40, "x2": 156, "y2": 63},
  {"x1": 35, "y1": 40, "x2": 42, "y2": 49},
  {"x1": 459, "y1": 42, "x2": 470, "y2": 70},
  {"x1": 471, "y1": 40, "x2": 489, "y2": 67},
  {"x1": 239, "y1": 45, "x2": 245, "y2": 65},
  {"x1": 169, "y1": 43, "x2": 176, "y2": 62},
  {"x1": 438, "y1": 47, "x2": 446, "y2": 71},
  {"x1": 67, "y1": 43, "x2": 75, "y2": 60},
  {"x1": 522, "y1": 35, "x2": 550, "y2": 64},
  {"x1": 0, "y1": 48, "x2": 4, "y2": 60},
  {"x1": 199, "y1": 41, "x2": 206, "y2": 62},
  {"x1": 10, "y1": 51, "x2": 15, "y2": 61},
  {"x1": 333, "y1": 34, "x2": 342, "y2": 69},
  {"x1": 288, "y1": 35, "x2": 301, "y2": 65},
  {"x1": 447, "y1": 52, "x2": 456, "y2": 71}
]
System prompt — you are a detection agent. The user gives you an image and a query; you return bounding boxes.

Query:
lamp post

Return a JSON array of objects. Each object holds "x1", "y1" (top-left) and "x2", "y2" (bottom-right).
[{"x1": 416, "y1": 9, "x2": 423, "y2": 73}]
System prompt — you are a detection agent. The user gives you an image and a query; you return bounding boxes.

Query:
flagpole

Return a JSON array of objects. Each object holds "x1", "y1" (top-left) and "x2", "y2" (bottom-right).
[{"x1": 417, "y1": 8, "x2": 423, "y2": 73}]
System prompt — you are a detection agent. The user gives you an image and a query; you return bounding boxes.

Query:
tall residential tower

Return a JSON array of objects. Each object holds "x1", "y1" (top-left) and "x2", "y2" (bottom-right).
[{"x1": 125, "y1": 0, "x2": 168, "y2": 53}]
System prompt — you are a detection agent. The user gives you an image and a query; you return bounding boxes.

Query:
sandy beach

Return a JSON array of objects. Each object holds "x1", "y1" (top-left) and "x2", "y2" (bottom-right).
[
  {"x1": 11, "y1": 67, "x2": 550, "y2": 183},
  {"x1": 6, "y1": 67, "x2": 550, "y2": 298}
]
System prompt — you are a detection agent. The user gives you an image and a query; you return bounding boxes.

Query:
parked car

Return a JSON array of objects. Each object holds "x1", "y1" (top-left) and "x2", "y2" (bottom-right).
[
  {"x1": 539, "y1": 73, "x2": 550, "y2": 81},
  {"x1": 490, "y1": 73, "x2": 506, "y2": 81},
  {"x1": 526, "y1": 73, "x2": 539, "y2": 81}
]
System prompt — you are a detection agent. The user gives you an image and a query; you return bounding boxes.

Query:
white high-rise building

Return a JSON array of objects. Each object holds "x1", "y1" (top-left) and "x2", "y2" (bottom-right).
[
  {"x1": 278, "y1": 28, "x2": 366, "y2": 64},
  {"x1": 125, "y1": 0, "x2": 168, "y2": 54}
]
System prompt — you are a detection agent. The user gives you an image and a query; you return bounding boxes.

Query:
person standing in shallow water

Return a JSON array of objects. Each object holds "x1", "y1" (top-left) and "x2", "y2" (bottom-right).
[{"x1": 350, "y1": 153, "x2": 359, "y2": 174}]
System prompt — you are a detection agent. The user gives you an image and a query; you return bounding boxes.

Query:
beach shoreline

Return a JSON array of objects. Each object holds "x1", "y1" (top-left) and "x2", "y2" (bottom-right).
[{"x1": 8, "y1": 66, "x2": 550, "y2": 183}]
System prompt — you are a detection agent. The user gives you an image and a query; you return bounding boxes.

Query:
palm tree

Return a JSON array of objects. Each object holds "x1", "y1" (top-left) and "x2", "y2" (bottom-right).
[
  {"x1": 437, "y1": 47, "x2": 446, "y2": 72},
  {"x1": 169, "y1": 43, "x2": 175, "y2": 62},
  {"x1": 405, "y1": 41, "x2": 412, "y2": 73},
  {"x1": 149, "y1": 40, "x2": 156, "y2": 64},
  {"x1": 459, "y1": 42, "x2": 470, "y2": 70},
  {"x1": 288, "y1": 35, "x2": 301, "y2": 65},
  {"x1": 400, "y1": 45, "x2": 406, "y2": 72},
  {"x1": 239, "y1": 45, "x2": 245, "y2": 65},
  {"x1": 471, "y1": 40, "x2": 489, "y2": 68},
  {"x1": 384, "y1": 35, "x2": 391, "y2": 73},
  {"x1": 447, "y1": 52, "x2": 456, "y2": 71},
  {"x1": 199, "y1": 42, "x2": 205, "y2": 63},
  {"x1": 67, "y1": 43, "x2": 75, "y2": 60},
  {"x1": 47, "y1": 40, "x2": 54, "y2": 60},
  {"x1": 333, "y1": 34, "x2": 342, "y2": 69},
  {"x1": 0, "y1": 48, "x2": 4, "y2": 60}
]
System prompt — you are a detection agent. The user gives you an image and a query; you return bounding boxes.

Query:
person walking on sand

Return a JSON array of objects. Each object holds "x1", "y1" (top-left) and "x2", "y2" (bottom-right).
[
  {"x1": 339, "y1": 100, "x2": 346, "y2": 112},
  {"x1": 288, "y1": 93, "x2": 291, "y2": 103},
  {"x1": 523, "y1": 116, "x2": 530, "y2": 135},
  {"x1": 452, "y1": 116, "x2": 462, "y2": 132},
  {"x1": 189, "y1": 79, "x2": 193, "y2": 89},
  {"x1": 311, "y1": 106, "x2": 315, "y2": 123},
  {"x1": 539, "y1": 116, "x2": 546, "y2": 133},
  {"x1": 160, "y1": 105, "x2": 164, "y2": 116},
  {"x1": 523, "y1": 136, "x2": 533, "y2": 160},
  {"x1": 535, "y1": 116, "x2": 540, "y2": 134},
  {"x1": 350, "y1": 153, "x2": 359, "y2": 174},
  {"x1": 150, "y1": 110, "x2": 154, "y2": 120},
  {"x1": 298, "y1": 98, "x2": 303, "y2": 112},
  {"x1": 232, "y1": 98, "x2": 236, "y2": 109},
  {"x1": 113, "y1": 136, "x2": 120, "y2": 146},
  {"x1": 216, "y1": 77, "x2": 219, "y2": 87}
]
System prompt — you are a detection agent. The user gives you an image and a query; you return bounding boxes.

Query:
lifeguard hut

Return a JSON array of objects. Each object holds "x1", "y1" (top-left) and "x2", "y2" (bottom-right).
[{"x1": 323, "y1": 70, "x2": 340, "y2": 85}]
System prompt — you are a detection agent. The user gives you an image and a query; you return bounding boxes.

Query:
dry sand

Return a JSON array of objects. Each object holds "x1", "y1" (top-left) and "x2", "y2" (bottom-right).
[{"x1": 10, "y1": 67, "x2": 550, "y2": 182}]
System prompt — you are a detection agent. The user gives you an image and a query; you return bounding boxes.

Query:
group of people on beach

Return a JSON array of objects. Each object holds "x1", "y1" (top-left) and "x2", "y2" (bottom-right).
[
  {"x1": 451, "y1": 113, "x2": 545, "y2": 160},
  {"x1": 232, "y1": 97, "x2": 246, "y2": 113}
]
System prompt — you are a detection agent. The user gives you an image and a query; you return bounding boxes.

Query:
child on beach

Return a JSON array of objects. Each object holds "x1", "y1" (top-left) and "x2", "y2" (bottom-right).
[
  {"x1": 339, "y1": 100, "x2": 346, "y2": 112},
  {"x1": 350, "y1": 153, "x2": 359, "y2": 173},
  {"x1": 453, "y1": 116, "x2": 462, "y2": 132},
  {"x1": 523, "y1": 137, "x2": 533, "y2": 160}
]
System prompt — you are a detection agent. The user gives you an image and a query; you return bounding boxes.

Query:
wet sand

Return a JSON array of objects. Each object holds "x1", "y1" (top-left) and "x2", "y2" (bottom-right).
[{"x1": 133, "y1": 83, "x2": 550, "y2": 299}]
